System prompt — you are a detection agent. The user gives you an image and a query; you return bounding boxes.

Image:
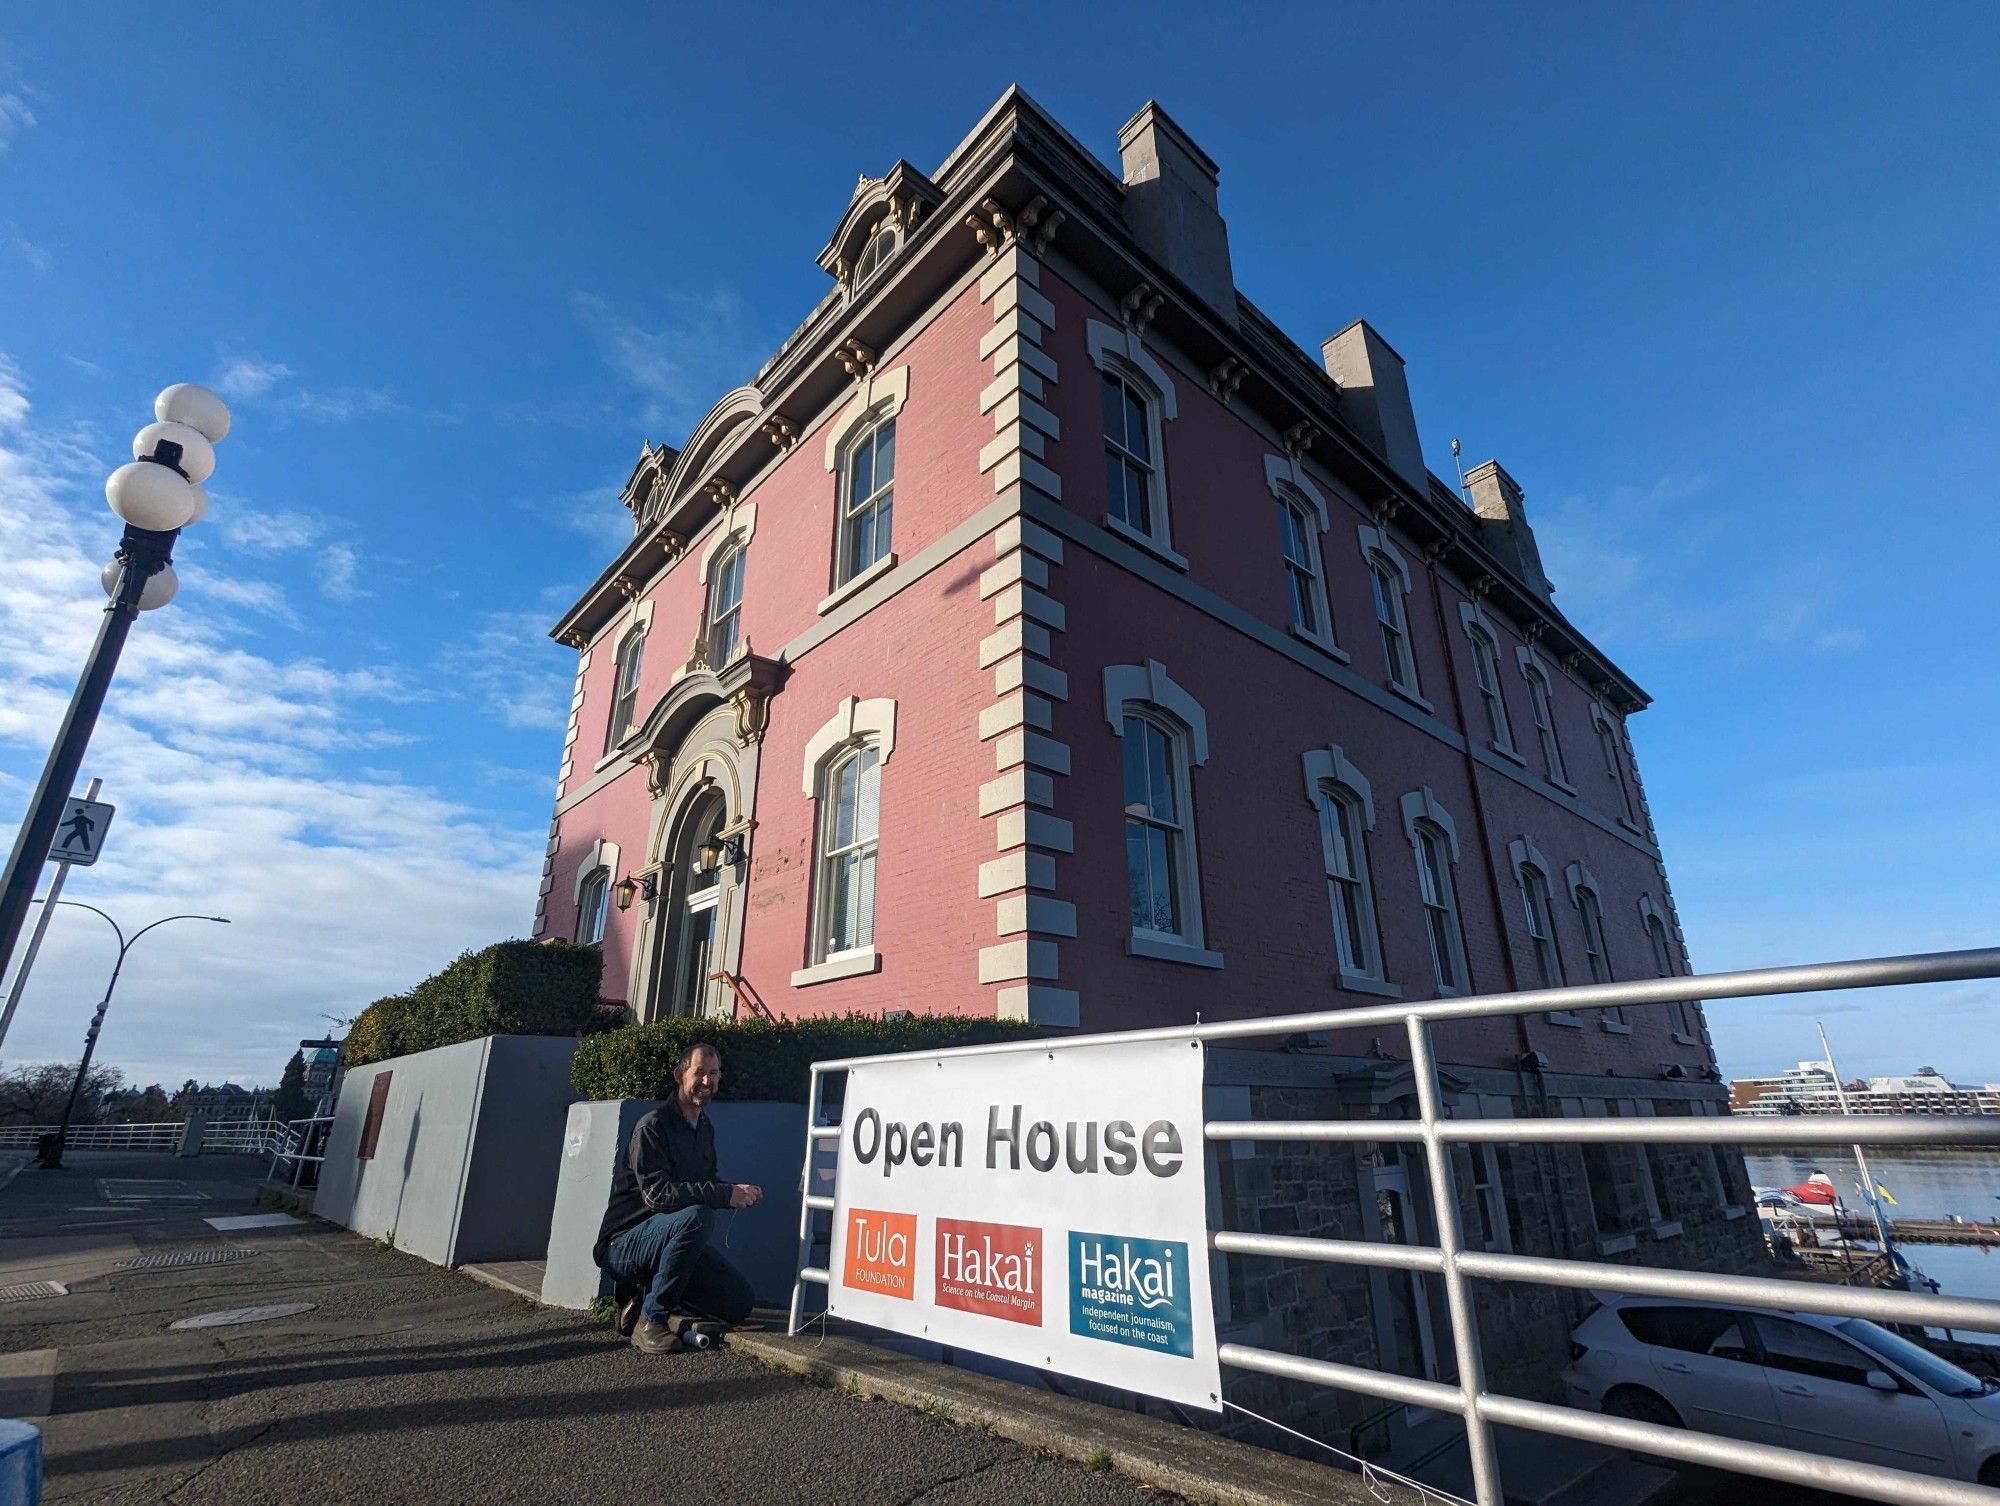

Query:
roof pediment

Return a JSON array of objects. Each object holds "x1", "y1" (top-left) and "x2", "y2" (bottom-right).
[{"x1": 817, "y1": 160, "x2": 943, "y2": 287}]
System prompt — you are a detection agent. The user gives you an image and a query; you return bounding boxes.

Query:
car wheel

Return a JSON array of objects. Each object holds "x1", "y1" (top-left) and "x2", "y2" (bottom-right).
[
  {"x1": 1602, "y1": 1386, "x2": 1683, "y2": 1429},
  {"x1": 1979, "y1": 1457, "x2": 2000, "y2": 1488}
]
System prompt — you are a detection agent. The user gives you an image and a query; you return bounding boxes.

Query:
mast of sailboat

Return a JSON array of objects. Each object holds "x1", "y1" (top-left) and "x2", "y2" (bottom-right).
[{"x1": 1817, "y1": 1020, "x2": 1898, "y2": 1259}]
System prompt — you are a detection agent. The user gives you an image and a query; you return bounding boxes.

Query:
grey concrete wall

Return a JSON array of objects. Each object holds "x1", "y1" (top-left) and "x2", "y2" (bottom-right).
[
  {"x1": 315, "y1": 1035, "x2": 579, "y2": 1268},
  {"x1": 542, "y1": 1099, "x2": 807, "y2": 1311}
]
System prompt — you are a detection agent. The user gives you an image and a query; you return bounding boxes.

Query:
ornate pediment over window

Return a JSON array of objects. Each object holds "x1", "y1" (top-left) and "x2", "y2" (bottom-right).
[
  {"x1": 629, "y1": 651, "x2": 788, "y2": 785},
  {"x1": 818, "y1": 160, "x2": 943, "y2": 294},
  {"x1": 619, "y1": 442, "x2": 679, "y2": 530}
]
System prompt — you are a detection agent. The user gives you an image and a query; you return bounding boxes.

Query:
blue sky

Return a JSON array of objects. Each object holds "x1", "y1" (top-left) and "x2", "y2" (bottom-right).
[{"x1": 0, "y1": 5, "x2": 1995, "y2": 1089}]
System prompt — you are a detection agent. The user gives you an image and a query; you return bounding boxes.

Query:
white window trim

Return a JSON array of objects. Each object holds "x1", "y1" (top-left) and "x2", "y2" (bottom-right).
[
  {"x1": 1302, "y1": 747, "x2": 1384, "y2": 986},
  {"x1": 1516, "y1": 645, "x2": 1576, "y2": 793},
  {"x1": 821, "y1": 367, "x2": 910, "y2": 472},
  {"x1": 1359, "y1": 524, "x2": 1429, "y2": 708},
  {"x1": 1564, "y1": 860, "x2": 1623, "y2": 1028},
  {"x1": 1105, "y1": 661, "x2": 1215, "y2": 962},
  {"x1": 1266, "y1": 455, "x2": 1343, "y2": 660},
  {"x1": 699, "y1": 506, "x2": 755, "y2": 667},
  {"x1": 1458, "y1": 602, "x2": 1519, "y2": 761},
  {"x1": 1508, "y1": 836, "x2": 1572, "y2": 1014},
  {"x1": 1400, "y1": 788, "x2": 1469, "y2": 996},
  {"x1": 1087, "y1": 318, "x2": 1179, "y2": 559},
  {"x1": 605, "y1": 625, "x2": 648, "y2": 755},
  {"x1": 794, "y1": 697, "x2": 898, "y2": 985},
  {"x1": 573, "y1": 838, "x2": 620, "y2": 945}
]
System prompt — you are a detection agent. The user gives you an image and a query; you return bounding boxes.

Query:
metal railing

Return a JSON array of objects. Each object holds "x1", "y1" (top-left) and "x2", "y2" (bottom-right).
[
  {"x1": 787, "y1": 945, "x2": 2000, "y2": 1506},
  {"x1": 263, "y1": 1115, "x2": 334, "y2": 1188},
  {"x1": 0, "y1": 1117, "x2": 303, "y2": 1155}
]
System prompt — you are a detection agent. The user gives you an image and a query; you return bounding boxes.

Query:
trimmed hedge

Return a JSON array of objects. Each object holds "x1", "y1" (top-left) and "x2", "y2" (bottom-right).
[
  {"x1": 571, "y1": 1014, "x2": 1041, "y2": 1104},
  {"x1": 342, "y1": 940, "x2": 604, "y2": 1067}
]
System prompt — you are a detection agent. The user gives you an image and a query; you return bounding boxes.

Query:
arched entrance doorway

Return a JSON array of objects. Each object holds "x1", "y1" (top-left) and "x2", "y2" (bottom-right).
[{"x1": 653, "y1": 786, "x2": 730, "y2": 1019}]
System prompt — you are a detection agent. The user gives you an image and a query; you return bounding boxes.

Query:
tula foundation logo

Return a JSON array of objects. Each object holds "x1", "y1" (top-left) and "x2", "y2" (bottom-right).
[
  {"x1": 934, "y1": 1217, "x2": 1042, "y2": 1326},
  {"x1": 842, "y1": 1208, "x2": 917, "y2": 1300}
]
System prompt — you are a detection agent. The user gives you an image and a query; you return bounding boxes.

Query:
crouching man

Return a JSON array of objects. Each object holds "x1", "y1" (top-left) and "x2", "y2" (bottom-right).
[{"x1": 593, "y1": 1042, "x2": 762, "y2": 1353}]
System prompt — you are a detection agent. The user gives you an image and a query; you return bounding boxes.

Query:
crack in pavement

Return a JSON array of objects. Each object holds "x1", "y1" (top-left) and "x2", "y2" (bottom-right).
[{"x1": 161, "y1": 1418, "x2": 279, "y2": 1503}]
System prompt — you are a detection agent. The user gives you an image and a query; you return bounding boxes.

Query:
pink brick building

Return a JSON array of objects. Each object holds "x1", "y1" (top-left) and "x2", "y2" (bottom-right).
[{"x1": 534, "y1": 90, "x2": 1761, "y2": 1448}]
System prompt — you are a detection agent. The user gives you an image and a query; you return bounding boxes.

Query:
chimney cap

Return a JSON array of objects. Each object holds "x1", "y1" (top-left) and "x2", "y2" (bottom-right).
[{"x1": 1116, "y1": 100, "x2": 1221, "y2": 182}]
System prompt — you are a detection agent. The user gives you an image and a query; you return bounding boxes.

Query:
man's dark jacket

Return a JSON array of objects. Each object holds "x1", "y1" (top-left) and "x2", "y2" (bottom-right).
[{"x1": 593, "y1": 1104, "x2": 735, "y2": 1267}]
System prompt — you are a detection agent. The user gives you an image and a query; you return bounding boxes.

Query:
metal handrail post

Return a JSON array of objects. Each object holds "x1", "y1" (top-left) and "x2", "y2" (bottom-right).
[
  {"x1": 1408, "y1": 1015, "x2": 1503, "y2": 1506},
  {"x1": 788, "y1": 1065, "x2": 824, "y2": 1336}
]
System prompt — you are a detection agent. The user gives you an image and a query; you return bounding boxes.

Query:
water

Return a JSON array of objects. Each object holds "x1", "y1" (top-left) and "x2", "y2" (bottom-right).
[{"x1": 1746, "y1": 1149, "x2": 2000, "y2": 1344}]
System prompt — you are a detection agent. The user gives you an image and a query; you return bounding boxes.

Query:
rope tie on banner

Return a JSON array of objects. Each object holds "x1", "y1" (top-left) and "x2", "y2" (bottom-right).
[{"x1": 1219, "y1": 1400, "x2": 1475, "y2": 1506}]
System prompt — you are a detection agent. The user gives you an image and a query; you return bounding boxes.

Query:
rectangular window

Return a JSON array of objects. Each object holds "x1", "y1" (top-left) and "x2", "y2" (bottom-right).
[
  {"x1": 1122, "y1": 715, "x2": 1187, "y2": 938},
  {"x1": 1278, "y1": 499, "x2": 1322, "y2": 636},
  {"x1": 1597, "y1": 711, "x2": 1636, "y2": 823},
  {"x1": 1318, "y1": 789, "x2": 1375, "y2": 977},
  {"x1": 607, "y1": 631, "x2": 644, "y2": 751},
  {"x1": 1576, "y1": 883, "x2": 1613, "y2": 992},
  {"x1": 1470, "y1": 628, "x2": 1513, "y2": 750},
  {"x1": 1370, "y1": 556, "x2": 1416, "y2": 692},
  {"x1": 840, "y1": 420, "x2": 895, "y2": 585},
  {"x1": 1519, "y1": 865, "x2": 1565, "y2": 988},
  {"x1": 706, "y1": 545, "x2": 745, "y2": 666},
  {"x1": 1414, "y1": 826, "x2": 1462, "y2": 993},
  {"x1": 817, "y1": 747, "x2": 881, "y2": 958},
  {"x1": 1102, "y1": 373, "x2": 1156, "y2": 537},
  {"x1": 1526, "y1": 668, "x2": 1567, "y2": 783}
]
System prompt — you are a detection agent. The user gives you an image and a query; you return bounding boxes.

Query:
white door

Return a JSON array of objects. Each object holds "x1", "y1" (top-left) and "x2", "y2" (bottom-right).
[
  {"x1": 1750, "y1": 1316, "x2": 1954, "y2": 1474},
  {"x1": 1624, "y1": 1306, "x2": 1783, "y2": 1444},
  {"x1": 1361, "y1": 1164, "x2": 1443, "y2": 1393}
]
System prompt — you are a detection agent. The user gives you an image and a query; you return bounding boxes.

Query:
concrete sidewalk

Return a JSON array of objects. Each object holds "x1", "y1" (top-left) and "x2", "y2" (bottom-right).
[{"x1": 0, "y1": 1151, "x2": 1406, "y2": 1506}]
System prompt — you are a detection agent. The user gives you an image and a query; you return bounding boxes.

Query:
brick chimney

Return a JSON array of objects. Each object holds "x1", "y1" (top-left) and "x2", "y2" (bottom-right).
[
  {"x1": 1319, "y1": 320, "x2": 1426, "y2": 495},
  {"x1": 1463, "y1": 459, "x2": 1554, "y2": 602},
  {"x1": 1117, "y1": 102, "x2": 1237, "y2": 328}
]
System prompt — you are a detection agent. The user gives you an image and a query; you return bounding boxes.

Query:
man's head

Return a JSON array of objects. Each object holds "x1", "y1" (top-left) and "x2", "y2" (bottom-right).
[{"x1": 673, "y1": 1043, "x2": 722, "y2": 1114}]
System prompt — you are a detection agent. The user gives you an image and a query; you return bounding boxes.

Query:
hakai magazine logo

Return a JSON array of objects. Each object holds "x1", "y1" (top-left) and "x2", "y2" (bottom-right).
[
  {"x1": 1067, "y1": 1230, "x2": 1194, "y2": 1357},
  {"x1": 934, "y1": 1217, "x2": 1042, "y2": 1326}
]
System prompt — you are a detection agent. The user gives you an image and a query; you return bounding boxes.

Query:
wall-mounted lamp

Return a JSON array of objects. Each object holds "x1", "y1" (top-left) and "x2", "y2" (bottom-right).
[
  {"x1": 612, "y1": 873, "x2": 658, "y2": 911},
  {"x1": 697, "y1": 833, "x2": 747, "y2": 873}
]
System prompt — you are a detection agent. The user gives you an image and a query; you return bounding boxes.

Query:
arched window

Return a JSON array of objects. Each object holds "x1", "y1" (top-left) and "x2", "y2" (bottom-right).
[
  {"x1": 1402, "y1": 789, "x2": 1467, "y2": 995},
  {"x1": 576, "y1": 867, "x2": 610, "y2": 945},
  {"x1": 852, "y1": 223, "x2": 899, "y2": 285},
  {"x1": 1514, "y1": 853, "x2": 1565, "y2": 990},
  {"x1": 705, "y1": 541, "x2": 746, "y2": 666},
  {"x1": 838, "y1": 417, "x2": 895, "y2": 586},
  {"x1": 606, "y1": 627, "x2": 645, "y2": 750},
  {"x1": 1644, "y1": 911, "x2": 1674, "y2": 977},
  {"x1": 1593, "y1": 704, "x2": 1637, "y2": 824},
  {"x1": 1640, "y1": 897, "x2": 1700, "y2": 1039},
  {"x1": 1523, "y1": 660, "x2": 1568, "y2": 784},
  {"x1": 1576, "y1": 883, "x2": 1611, "y2": 985},
  {"x1": 1465, "y1": 619, "x2": 1515, "y2": 754},
  {"x1": 815, "y1": 745, "x2": 880, "y2": 962}
]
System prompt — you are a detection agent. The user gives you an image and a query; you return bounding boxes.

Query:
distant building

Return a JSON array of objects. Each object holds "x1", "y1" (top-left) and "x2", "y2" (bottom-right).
[
  {"x1": 178, "y1": 1083, "x2": 276, "y2": 1123},
  {"x1": 1732, "y1": 1061, "x2": 2000, "y2": 1116},
  {"x1": 299, "y1": 1039, "x2": 342, "y2": 1109}
]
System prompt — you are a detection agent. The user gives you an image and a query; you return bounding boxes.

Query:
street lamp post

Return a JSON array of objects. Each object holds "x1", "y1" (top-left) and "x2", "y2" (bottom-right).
[
  {"x1": 35, "y1": 901, "x2": 229, "y2": 1170},
  {"x1": 0, "y1": 385, "x2": 231, "y2": 985}
]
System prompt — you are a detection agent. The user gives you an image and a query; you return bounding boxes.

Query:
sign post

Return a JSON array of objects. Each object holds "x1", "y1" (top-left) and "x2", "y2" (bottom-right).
[
  {"x1": 0, "y1": 779, "x2": 106, "y2": 1060},
  {"x1": 827, "y1": 1036, "x2": 1221, "y2": 1412}
]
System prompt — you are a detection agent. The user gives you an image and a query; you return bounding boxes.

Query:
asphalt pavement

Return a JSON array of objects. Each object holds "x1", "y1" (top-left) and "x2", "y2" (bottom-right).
[{"x1": 0, "y1": 1150, "x2": 1176, "y2": 1505}]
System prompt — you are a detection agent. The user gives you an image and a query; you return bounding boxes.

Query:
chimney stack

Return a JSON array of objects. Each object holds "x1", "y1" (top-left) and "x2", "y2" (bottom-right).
[
  {"x1": 1117, "y1": 102, "x2": 1237, "y2": 328},
  {"x1": 1320, "y1": 320, "x2": 1426, "y2": 495},
  {"x1": 1463, "y1": 459, "x2": 1554, "y2": 602}
]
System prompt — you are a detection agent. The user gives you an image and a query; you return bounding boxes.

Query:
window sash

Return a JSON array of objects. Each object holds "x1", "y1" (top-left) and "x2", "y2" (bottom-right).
[
  {"x1": 1280, "y1": 501, "x2": 1322, "y2": 634},
  {"x1": 1371, "y1": 558, "x2": 1413, "y2": 688},
  {"x1": 1527, "y1": 671, "x2": 1567, "y2": 781},
  {"x1": 1319, "y1": 792, "x2": 1372, "y2": 975},
  {"x1": 1577, "y1": 888, "x2": 1612, "y2": 985},
  {"x1": 1471, "y1": 631, "x2": 1511, "y2": 746},
  {"x1": 608, "y1": 634, "x2": 644, "y2": 747},
  {"x1": 1122, "y1": 715, "x2": 1190, "y2": 939},
  {"x1": 817, "y1": 748, "x2": 881, "y2": 958},
  {"x1": 1520, "y1": 867, "x2": 1564, "y2": 988},
  {"x1": 1415, "y1": 828, "x2": 1461, "y2": 991},
  {"x1": 577, "y1": 872, "x2": 609, "y2": 945},
  {"x1": 1598, "y1": 717, "x2": 1635, "y2": 820},
  {"x1": 1102, "y1": 374, "x2": 1157, "y2": 536},
  {"x1": 706, "y1": 548, "x2": 745, "y2": 664},
  {"x1": 841, "y1": 422, "x2": 895, "y2": 583}
]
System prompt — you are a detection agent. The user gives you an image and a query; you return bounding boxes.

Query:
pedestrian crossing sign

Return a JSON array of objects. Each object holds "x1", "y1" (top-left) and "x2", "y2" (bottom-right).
[{"x1": 49, "y1": 797, "x2": 114, "y2": 867}]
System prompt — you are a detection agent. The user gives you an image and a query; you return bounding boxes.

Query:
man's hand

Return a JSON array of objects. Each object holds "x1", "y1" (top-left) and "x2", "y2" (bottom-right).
[{"x1": 728, "y1": 1184, "x2": 764, "y2": 1209}]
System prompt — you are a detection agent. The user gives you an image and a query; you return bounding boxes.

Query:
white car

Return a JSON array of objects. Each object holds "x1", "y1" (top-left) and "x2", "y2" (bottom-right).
[{"x1": 1559, "y1": 1293, "x2": 2000, "y2": 1485}]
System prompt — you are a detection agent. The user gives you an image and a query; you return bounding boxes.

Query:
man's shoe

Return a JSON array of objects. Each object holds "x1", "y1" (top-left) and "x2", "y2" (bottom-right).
[
  {"x1": 615, "y1": 1283, "x2": 641, "y2": 1338},
  {"x1": 631, "y1": 1317, "x2": 682, "y2": 1354}
]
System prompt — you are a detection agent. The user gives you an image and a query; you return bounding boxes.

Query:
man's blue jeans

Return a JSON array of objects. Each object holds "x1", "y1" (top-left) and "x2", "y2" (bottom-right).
[{"x1": 603, "y1": 1205, "x2": 754, "y2": 1325}]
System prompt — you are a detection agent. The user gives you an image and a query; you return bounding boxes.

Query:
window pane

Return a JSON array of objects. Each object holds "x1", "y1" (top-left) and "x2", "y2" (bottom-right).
[
  {"x1": 1145, "y1": 722, "x2": 1177, "y2": 824},
  {"x1": 1125, "y1": 819, "x2": 1153, "y2": 930},
  {"x1": 1105, "y1": 452, "x2": 1128, "y2": 525},
  {"x1": 854, "y1": 845, "x2": 876, "y2": 949},
  {"x1": 1120, "y1": 718, "x2": 1150, "y2": 813},
  {"x1": 854, "y1": 748, "x2": 880, "y2": 842},
  {"x1": 1755, "y1": 1319, "x2": 1876, "y2": 1388},
  {"x1": 1371, "y1": 563, "x2": 1396, "y2": 625},
  {"x1": 1123, "y1": 387, "x2": 1149, "y2": 461},
  {"x1": 1101, "y1": 373, "x2": 1124, "y2": 444},
  {"x1": 1322, "y1": 798, "x2": 1354, "y2": 879},
  {"x1": 1147, "y1": 823, "x2": 1180, "y2": 933},
  {"x1": 849, "y1": 437, "x2": 874, "y2": 502},
  {"x1": 872, "y1": 493, "x2": 892, "y2": 559},
  {"x1": 873, "y1": 420, "x2": 895, "y2": 484},
  {"x1": 831, "y1": 756, "x2": 858, "y2": 850}
]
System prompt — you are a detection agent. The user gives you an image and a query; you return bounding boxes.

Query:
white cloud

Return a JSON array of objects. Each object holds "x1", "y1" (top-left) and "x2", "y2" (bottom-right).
[
  {"x1": 436, "y1": 609, "x2": 572, "y2": 733},
  {"x1": 320, "y1": 541, "x2": 361, "y2": 600},
  {"x1": 0, "y1": 93, "x2": 34, "y2": 154},
  {"x1": 0, "y1": 355, "x2": 539, "y2": 1087},
  {"x1": 212, "y1": 355, "x2": 294, "y2": 402},
  {"x1": 571, "y1": 289, "x2": 767, "y2": 434},
  {"x1": 222, "y1": 506, "x2": 320, "y2": 553}
]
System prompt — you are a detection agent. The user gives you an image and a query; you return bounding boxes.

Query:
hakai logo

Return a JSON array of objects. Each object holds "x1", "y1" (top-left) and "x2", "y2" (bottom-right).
[
  {"x1": 842, "y1": 1208, "x2": 917, "y2": 1301},
  {"x1": 934, "y1": 1217, "x2": 1042, "y2": 1326},
  {"x1": 1068, "y1": 1230, "x2": 1194, "y2": 1357}
]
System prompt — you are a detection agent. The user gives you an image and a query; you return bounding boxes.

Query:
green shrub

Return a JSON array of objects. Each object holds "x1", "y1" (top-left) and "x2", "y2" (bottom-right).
[
  {"x1": 571, "y1": 1013, "x2": 1040, "y2": 1104},
  {"x1": 341, "y1": 941, "x2": 603, "y2": 1066}
]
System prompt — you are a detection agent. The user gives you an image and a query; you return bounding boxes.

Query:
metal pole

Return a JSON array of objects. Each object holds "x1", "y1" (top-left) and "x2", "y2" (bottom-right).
[
  {"x1": 1407, "y1": 1015, "x2": 1504, "y2": 1506},
  {"x1": 1817, "y1": 1023, "x2": 1897, "y2": 1257},
  {"x1": 0, "y1": 528, "x2": 172, "y2": 983},
  {"x1": 789, "y1": 1065, "x2": 824, "y2": 1336},
  {"x1": 0, "y1": 777, "x2": 102, "y2": 1060}
]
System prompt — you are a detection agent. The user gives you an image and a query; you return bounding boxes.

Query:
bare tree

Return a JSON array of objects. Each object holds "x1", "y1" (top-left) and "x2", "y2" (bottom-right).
[{"x1": 0, "y1": 1063, "x2": 127, "y2": 1125}]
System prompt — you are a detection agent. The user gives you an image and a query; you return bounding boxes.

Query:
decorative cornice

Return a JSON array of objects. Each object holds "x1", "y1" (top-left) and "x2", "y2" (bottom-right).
[
  {"x1": 657, "y1": 530, "x2": 686, "y2": 559},
  {"x1": 1282, "y1": 419, "x2": 1319, "y2": 458},
  {"x1": 558, "y1": 630, "x2": 588, "y2": 651},
  {"x1": 1120, "y1": 281, "x2": 1164, "y2": 336},
  {"x1": 730, "y1": 678, "x2": 776, "y2": 747},
  {"x1": 836, "y1": 338, "x2": 877, "y2": 379},
  {"x1": 702, "y1": 478, "x2": 737, "y2": 509},
  {"x1": 966, "y1": 196, "x2": 1015, "y2": 255},
  {"x1": 1208, "y1": 356, "x2": 1247, "y2": 400},
  {"x1": 759, "y1": 415, "x2": 798, "y2": 453},
  {"x1": 1016, "y1": 193, "x2": 1064, "y2": 252},
  {"x1": 613, "y1": 574, "x2": 642, "y2": 601}
]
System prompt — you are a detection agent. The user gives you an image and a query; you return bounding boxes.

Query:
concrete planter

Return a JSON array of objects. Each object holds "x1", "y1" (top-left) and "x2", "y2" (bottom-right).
[
  {"x1": 315, "y1": 1034, "x2": 580, "y2": 1268},
  {"x1": 541, "y1": 1099, "x2": 806, "y2": 1311}
]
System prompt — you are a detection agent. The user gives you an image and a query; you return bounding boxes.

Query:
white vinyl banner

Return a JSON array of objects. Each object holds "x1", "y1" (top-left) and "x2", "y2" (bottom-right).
[{"x1": 827, "y1": 1036, "x2": 1220, "y2": 1411}]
